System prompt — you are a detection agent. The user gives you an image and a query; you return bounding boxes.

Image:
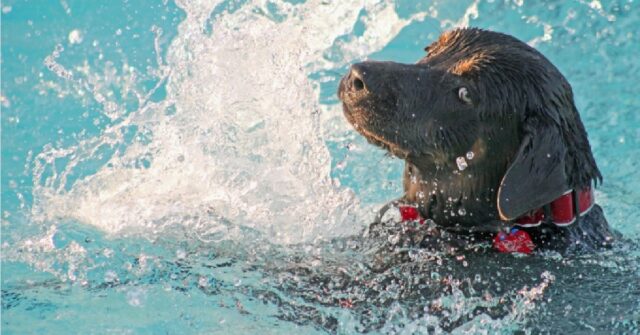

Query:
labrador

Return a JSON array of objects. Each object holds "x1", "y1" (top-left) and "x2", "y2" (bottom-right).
[{"x1": 338, "y1": 28, "x2": 617, "y2": 254}]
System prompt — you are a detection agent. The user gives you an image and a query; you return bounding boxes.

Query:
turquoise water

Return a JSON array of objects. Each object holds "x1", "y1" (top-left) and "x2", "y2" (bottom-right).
[{"x1": 2, "y1": 0, "x2": 639, "y2": 333}]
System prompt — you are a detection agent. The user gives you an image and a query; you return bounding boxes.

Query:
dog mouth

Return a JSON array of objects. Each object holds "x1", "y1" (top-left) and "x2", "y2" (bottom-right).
[{"x1": 341, "y1": 103, "x2": 410, "y2": 158}]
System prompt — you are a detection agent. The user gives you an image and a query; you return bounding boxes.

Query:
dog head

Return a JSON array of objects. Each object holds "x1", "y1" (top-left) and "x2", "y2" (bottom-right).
[{"x1": 338, "y1": 28, "x2": 601, "y2": 223}]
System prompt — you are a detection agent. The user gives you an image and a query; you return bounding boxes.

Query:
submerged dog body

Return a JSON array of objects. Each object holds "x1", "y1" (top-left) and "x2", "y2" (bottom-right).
[{"x1": 338, "y1": 28, "x2": 615, "y2": 252}]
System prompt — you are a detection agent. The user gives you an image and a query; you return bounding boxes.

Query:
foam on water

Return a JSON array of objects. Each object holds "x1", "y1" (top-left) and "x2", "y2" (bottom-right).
[{"x1": 30, "y1": 0, "x2": 429, "y2": 243}]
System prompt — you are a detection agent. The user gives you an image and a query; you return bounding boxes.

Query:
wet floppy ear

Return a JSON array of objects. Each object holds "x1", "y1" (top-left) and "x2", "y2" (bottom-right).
[{"x1": 497, "y1": 123, "x2": 570, "y2": 220}]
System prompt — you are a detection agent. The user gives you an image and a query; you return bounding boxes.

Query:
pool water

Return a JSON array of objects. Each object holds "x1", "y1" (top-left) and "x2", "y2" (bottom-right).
[{"x1": 2, "y1": 0, "x2": 639, "y2": 333}]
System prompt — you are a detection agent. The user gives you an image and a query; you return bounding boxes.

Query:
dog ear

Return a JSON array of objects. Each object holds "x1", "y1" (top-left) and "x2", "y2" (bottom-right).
[{"x1": 497, "y1": 124, "x2": 570, "y2": 220}]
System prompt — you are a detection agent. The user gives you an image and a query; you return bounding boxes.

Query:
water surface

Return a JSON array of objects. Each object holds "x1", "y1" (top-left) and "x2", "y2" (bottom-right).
[{"x1": 2, "y1": 0, "x2": 639, "y2": 333}]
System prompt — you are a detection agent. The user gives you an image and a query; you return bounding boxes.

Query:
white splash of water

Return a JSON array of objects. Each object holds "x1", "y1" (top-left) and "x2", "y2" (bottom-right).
[
  {"x1": 439, "y1": 0, "x2": 480, "y2": 28},
  {"x1": 31, "y1": 0, "x2": 426, "y2": 244}
]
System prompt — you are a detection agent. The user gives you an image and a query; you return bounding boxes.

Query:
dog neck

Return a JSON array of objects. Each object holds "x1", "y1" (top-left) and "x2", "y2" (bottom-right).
[{"x1": 403, "y1": 160, "x2": 504, "y2": 229}]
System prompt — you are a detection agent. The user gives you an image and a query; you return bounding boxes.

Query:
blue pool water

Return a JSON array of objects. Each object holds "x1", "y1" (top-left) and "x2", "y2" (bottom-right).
[{"x1": 2, "y1": 0, "x2": 639, "y2": 333}]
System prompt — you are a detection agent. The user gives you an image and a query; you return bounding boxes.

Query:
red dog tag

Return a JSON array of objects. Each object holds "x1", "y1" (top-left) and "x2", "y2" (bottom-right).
[
  {"x1": 493, "y1": 228, "x2": 535, "y2": 254},
  {"x1": 399, "y1": 206, "x2": 423, "y2": 223}
]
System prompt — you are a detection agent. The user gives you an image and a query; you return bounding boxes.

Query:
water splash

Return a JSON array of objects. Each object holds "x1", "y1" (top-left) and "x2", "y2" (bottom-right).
[
  {"x1": 5, "y1": 1, "x2": 639, "y2": 334},
  {"x1": 31, "y1": 0, "x2": 427, "y2": 244}
]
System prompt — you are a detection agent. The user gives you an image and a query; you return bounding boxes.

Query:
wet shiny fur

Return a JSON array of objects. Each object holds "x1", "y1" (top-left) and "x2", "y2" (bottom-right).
[{"x1": 338, "y1": 28, "x2": 617, "y2": 254}]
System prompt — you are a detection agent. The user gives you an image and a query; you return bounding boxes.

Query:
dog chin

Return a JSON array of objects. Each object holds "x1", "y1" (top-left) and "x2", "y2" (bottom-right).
[
  {"x1": 342, "y1": 105, "x2": 409, "y2": 157},
  {"x1": 359, "y1": 127, "x2": 410, "y2": 158}
]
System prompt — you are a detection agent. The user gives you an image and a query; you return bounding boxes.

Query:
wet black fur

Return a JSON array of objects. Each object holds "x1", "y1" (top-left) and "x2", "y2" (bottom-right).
[{"x1": 338, "y1": 28, "x2": 617, "y2": 253}]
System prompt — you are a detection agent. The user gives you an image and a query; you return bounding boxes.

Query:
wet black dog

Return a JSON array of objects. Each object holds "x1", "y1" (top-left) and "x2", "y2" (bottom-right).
[{"x1": 338, "y1": 28, "x2": 617, "y2": 254}]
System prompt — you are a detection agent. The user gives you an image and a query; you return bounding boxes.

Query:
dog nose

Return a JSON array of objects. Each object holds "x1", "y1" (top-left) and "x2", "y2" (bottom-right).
[
  {"x1": 338, "y1": 61, "x2": 391, "y2": 102},
  {"x1": 348, "y1": 64, "x2": 367, "y2": 92}
]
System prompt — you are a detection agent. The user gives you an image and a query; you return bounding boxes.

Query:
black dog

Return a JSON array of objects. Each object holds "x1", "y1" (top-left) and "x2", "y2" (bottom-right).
[{"x1": 338, "y1": 28, "x2": 616, "y2": 254}]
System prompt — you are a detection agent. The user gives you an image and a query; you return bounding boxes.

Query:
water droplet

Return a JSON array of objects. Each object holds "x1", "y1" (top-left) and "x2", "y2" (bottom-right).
[
  {"x1": 388, "y1": 234, "x2": 400, "y2": 245},
  {"x1": 126, "y1": 288, "x2": 145, "y2": 307},
  {"x1": 417, "y1": 191, "x2": 425, "y2": 199},
  {"x1": 458, "y1": 208, "x2": 466, "y2": 216},
  {"x1": 68, "y1": 29, "x2": 83, "y2": 44},
  {"x1": 198, "y1": 276, "x2": 209, "y2": 288},
  {"x1": 456, "y1": 156, "x2": 468, "y2": 171},
  {"x1": 54, "y1": 44, "x2": 65, "y2": 55},
  {"x1": 466, "y1": 151, "x2": 474, "y2": 160},
  {"x1": 104, "y1": 270, "x2": 119, "y2": 283},
  {"x1": 424, "y1": 218, "x2": 436, "y2": 227},
  {"x1": 176, "y1": 249, "x2": 186, "y2": 259}
]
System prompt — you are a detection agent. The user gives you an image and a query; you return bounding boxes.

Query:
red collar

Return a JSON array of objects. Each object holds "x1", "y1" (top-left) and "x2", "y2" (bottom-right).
[
  {"x1": 513, "y1": 187, "x2": 594, "y2": 227},
  {"x1": 397, "y1": 187, "x2": 595, "y2": 254},
  {"x1": 399, "y1": 187, "x2": 594, "y2": 226}
]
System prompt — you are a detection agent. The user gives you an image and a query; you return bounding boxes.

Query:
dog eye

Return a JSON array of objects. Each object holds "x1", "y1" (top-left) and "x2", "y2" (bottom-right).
[{"x1": 457, "y1": 87, "x2": 472, "y2": 104}]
